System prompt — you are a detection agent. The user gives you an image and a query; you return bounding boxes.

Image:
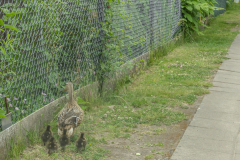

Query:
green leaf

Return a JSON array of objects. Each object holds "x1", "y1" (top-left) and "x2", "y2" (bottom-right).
[
  {"x1": 0, "y1": 19, "x2": 4, "y2": 25},
  {"x1": 0, "y1": 47, "x2": 6, "y2": 54},
  {"x1": 0, "y1": 109, "x2": 6, "y2": 115},
  {"x1": 81, "y1": 106, "x2": 87, "y2": 111},
  {"x1": 4, "y1": 25, "x2": 21, "y2": 32},
  {"x1": 194, "y1": 4, "x2": 200, "y2": 10},
  {"x1": 185, "y1": 13, "x2": 193, "y2": 22},
  {"x1": 0, "y1": 114, "x2": 8, "y2": 119},
  {"x1": 5, "y1": 12, "x2": 21, "y2": 17},
  {"x1": 1, "y1": 8, "x2": 10, "y2": 14},
  {"x1": 77, "y1": 97, "x2": 90, "y2": 105},
  {"x1": 7, "y1": 32, "x2": 10, "y2": 40},
  {"x1": 186, "y1": 6, "x2": 193, "y2": 11},
  {"x1": 0, "y1": 109, "x2": 8, "y2": 119}
]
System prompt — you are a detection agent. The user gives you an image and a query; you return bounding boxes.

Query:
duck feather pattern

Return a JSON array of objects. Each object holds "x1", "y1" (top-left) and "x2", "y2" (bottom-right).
[{"x1": 57, "y1": 82, "x2": 84, "y2": 137}]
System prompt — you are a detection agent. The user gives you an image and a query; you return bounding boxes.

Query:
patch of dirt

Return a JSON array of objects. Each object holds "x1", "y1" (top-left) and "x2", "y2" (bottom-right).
[
  {"x1": 230, "y1": 25, "x2": 240, "y2": 32},
  {"x1": 101, "y1": 96, "x2": 204, "y2": 160}
]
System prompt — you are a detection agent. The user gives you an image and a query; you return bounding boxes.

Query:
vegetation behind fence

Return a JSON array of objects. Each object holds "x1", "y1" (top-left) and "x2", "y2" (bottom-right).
[{"x1": 0, "y1": 0, "x2": 226, "y2": 132}]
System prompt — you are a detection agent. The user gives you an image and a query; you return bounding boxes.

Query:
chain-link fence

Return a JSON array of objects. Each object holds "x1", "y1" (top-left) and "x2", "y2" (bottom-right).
[
  {"x1": 111, "y1": 0, "x2": 181, "y2": 62},
  {"x1": 0, "y1": 0, "x2": 104, "y2": 131},
  {"x1": 4, "y1": 0, "x2": 229, "y2": 132},
  {"x1": 214, "y1": 0, "x2": 227, "y2": 16}
]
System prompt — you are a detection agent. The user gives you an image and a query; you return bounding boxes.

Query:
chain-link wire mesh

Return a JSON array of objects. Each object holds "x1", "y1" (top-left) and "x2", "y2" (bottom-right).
[
  {"x1": 111, "y1": 0, "x2": 181, "y2": 62},
  {"x1": 0, "y1": 0, "x2": 182, "y2": 131},
  {"x1": 214, "y1": 0, "x2": 226, "y2": 16}
]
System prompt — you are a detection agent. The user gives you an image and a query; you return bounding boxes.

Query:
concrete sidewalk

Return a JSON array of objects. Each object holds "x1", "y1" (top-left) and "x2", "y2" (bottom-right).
[{"x1": 171, "y1": 34, "x2": 240, "y2": 160}]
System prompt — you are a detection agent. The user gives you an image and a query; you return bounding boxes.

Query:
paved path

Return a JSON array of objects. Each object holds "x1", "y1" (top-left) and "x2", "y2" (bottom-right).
[{"x1": 171, "y1": 34, "x2": 240, "y2": 160}]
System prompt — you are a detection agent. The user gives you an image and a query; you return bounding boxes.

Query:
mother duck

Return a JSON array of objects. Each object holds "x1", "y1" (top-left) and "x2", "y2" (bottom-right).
[{"x1": 57, "y1": 82, "x2": 84, "y2": 137}]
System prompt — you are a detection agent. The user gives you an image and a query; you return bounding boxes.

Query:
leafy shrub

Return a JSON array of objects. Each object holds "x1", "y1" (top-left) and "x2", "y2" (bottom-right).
[
  {"x1": 226, "y1": 0, "x2": 234, "y2": 8},
  {"x1": 0, "y1": 9, "x2": 21, "y2": 118},
  {"x1": 181, "y1": 0, "x2": 223, "y2": 36}
]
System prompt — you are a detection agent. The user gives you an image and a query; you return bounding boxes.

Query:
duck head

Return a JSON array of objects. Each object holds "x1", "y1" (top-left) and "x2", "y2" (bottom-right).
[
  {"x1": 80, "y1": 133, "x2": 85, "y2": 139},
  {"x1": 46, "y1": 125, "x2": 51, "y2": 131},
  {"x1": 62, "y1": 82, "x2": 73, "y2": 92}
]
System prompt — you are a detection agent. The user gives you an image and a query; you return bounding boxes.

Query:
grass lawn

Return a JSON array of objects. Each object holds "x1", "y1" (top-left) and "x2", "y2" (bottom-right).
[{"x1": 6, "y1": 3, "x2": 240, "y2": 160}]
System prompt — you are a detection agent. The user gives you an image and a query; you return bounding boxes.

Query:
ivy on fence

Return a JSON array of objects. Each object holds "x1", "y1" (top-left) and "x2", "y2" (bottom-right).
[{"x1": 0, "y1": 0, "x2": 182, "y2": 131}]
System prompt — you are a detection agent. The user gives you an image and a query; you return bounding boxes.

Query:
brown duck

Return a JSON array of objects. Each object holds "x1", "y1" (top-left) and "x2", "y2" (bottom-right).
[{"x1": 57, "y1": 82, "x2": 84, "y2": 137}]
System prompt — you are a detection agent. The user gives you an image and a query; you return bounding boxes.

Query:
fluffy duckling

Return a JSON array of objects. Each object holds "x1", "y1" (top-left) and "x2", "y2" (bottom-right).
[
  {"x1": 76, "y1": 133, "x2": 87, "y2": 152},
  {"x1": 41, "y1": 125, "x2": 53, "y2": 146},
  {"x1": 46, "y1": 137, "x2": 58, "y2": 155},
  {"x1": 59, "y1": 129, "x2": 70, "y2": 151}
]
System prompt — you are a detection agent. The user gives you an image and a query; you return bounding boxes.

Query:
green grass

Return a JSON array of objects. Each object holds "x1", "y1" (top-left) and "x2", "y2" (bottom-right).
[
  {"x1": 6, "y1": 3, "x2": 240, "y2": 160},
  {"x1": 145, "y1": 154, "x2": 154, "y2": 160},
  {"x1": 146, "y1": 141, "x2": 164, "y2": 147}
]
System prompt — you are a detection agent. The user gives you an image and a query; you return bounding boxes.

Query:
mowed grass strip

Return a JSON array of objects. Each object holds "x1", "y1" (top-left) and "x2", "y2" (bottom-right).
[{"x1": 7, "y1": 3, "x2": 240, "y2": 160}]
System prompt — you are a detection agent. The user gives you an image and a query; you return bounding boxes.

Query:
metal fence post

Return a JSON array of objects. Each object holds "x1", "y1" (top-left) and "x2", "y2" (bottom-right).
[
  {"x1": 149, "y1": 0, "x2": 154, "y2": 49},
  {"x1": 96, "y1": 0, "x2": 105, "y2": 95}
]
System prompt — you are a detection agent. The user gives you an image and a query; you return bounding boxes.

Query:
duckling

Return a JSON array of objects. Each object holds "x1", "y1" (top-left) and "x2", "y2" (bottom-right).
[
  {"x1": 57, "y1": 82, "x2": 84, "y2": 138},
  {"x1": 76, "y1": 133, "x2": 87, "y2": 152},
  {"x1": 59, "y1": 129, "x2": 70, "y2": 151},
  {"x1": 41, "y1": 125, "x2": 53, "y2": 146},
  {"x1": 46, "y1": 137, "x2": 58, "y2": 155}
]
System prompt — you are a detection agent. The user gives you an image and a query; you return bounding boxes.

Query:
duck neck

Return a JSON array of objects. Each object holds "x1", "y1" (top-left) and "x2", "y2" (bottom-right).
[{"x1": 68, "y1": 85, "x2": 74, "y2": 104}]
